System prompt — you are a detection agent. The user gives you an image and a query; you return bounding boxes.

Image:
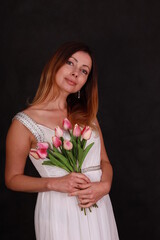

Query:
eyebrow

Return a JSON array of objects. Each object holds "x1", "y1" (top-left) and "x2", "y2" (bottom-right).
[{"x1": 70, "y1": 56, "x2": 91, "y2": 71}]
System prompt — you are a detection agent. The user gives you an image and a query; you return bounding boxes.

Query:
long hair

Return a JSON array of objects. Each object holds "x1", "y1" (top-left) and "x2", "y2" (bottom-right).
[{"x1": 31, "y1": 41, "x2": 98, "y2": 127}]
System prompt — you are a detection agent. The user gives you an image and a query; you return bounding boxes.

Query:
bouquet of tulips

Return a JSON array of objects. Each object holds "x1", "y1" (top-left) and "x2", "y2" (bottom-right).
[{"x1": 30, "y1": 118, "x2": 98, "y2": 214}]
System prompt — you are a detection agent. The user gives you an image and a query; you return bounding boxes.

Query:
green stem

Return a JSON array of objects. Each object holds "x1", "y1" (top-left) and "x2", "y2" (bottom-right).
[
  {"x1": 89, "y1": 207, "x2": 92, "y2": 212},
  {"x1": 93, "y1": 203, "x2": 98, "y2": 208}
]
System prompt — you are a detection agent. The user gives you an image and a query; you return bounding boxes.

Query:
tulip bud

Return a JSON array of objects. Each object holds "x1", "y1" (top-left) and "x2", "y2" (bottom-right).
[
  {"x1": 30, "y1": 142, "x2": 49, "y2": 159},
  {"x1": 73, "y1": 124, "x2": 81, "y2": 137},
  {"x1": 55, "y1": 126, "x2": 63, "y2": 138},
  {"x1": 81, "y1": 126, "x2": 92, "y2": 140},
  {"x1": 52, "y1": 136, "x2": 62, "y2": 148},
  {"x1": 63, "y1": 118, "x2": 72, "y2": 130},
  {"x1": 37, "y1": 142, "x2": 49, "y2": 149},
  {"x1": 63, "y1": 140, "x2": 73, "y2": 150}
]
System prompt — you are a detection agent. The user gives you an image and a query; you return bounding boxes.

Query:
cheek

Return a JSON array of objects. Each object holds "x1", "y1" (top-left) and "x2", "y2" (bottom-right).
[
  {"x1": 79, "y1": 76, "x2": 88, "y2": 87},
  {"x1": 56, "y1": 65, "x2": 68, "y2": 78},
  {"x1": 55, "y1": 69, "x2": 64, "y2": 84},
  {"x1": 56, "y1": 67, "x2": 64, "y2": 76},
  {"x1": 55, "y1": 73, "x2": 60, "y2": 85}
]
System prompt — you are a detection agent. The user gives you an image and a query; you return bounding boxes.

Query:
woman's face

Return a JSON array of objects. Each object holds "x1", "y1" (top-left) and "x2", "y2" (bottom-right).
[{"x1": 55, "y1": 51, "x2": 92, "y2": 95}]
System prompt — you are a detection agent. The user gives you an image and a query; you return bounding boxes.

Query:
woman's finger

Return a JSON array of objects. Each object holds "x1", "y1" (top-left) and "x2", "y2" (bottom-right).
[
  {"x1": 77, "y1": 183, "x2": 91, "y2": 189},
  {"x1": 79, "y1": 202, "x2": 94, "y2": 208},
  {"x1": 73, "y1": 172, "x2": 90, "y2": 183},
  {"x1": 78, "y1": 195, "x2": 92, "y2": 200},
  {"x1": 69, "y1": 188, "x2": 90, "y2": 196},
  {"x1": 75, "y1": 178, "x2": 90, "y2": 185},
  {"x1": 79, "y1": 198, "x2": 91, "y2": 204}
]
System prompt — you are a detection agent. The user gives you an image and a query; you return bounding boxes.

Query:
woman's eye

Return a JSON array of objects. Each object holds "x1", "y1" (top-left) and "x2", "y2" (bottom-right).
[
  {"x1": 81, "y1": 69, "x2": 88, "y2": 75},
  {"x1": 66, "y1": 60, "x2": 73, "y2": 66}
]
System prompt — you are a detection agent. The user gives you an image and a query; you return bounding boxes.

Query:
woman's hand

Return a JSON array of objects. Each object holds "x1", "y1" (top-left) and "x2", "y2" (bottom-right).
[
  {"x1": 50, "y1": 172, "x2": 91, "y2": 193},
  {"x1": 69, "y1": 181, "x2": 109, "y2": 208}
]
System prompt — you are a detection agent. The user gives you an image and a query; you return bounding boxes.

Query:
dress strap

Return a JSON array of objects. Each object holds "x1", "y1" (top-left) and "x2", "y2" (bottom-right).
[{"x1": 13, "y1": 112, "x2": 44, "y2": 142}]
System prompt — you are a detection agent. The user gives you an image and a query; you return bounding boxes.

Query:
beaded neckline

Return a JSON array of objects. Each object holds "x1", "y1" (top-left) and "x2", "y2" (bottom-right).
[{"x1": 13, "y1": 112, "x2": 45, "y2": 142}]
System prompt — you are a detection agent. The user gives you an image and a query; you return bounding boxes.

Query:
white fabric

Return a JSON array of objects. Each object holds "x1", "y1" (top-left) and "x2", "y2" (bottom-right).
[{"x1": 14, "y1": 112, "x2": 119, "y2": 240}]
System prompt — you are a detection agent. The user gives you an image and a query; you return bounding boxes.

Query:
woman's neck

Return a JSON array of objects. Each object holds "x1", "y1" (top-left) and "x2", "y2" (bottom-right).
[{"x1": 37, "y1": 94, "x2": 68, "y2": 111}]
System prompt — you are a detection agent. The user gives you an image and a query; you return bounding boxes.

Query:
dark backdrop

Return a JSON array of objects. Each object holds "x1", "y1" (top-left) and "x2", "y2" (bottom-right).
[{"x1": 1, "y1": 1, "x2": 160, "y2": 239}]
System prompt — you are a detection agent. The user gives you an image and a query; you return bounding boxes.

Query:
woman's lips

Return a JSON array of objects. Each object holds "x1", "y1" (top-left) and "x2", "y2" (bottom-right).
[{"x1": 65, "y1": 78, "x2": 76, "y2": 86}]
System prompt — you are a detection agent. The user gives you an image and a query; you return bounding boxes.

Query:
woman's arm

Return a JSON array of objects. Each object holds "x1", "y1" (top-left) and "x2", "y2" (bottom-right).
[
  {"x1": 96, "y1": 118, "x2": 113, "y2": 193},
  {"x1": 69, "y1": 118, "x2": 113, "y2": 207},
  {"x1": 5, "y1": 120, "x2": 90, "y2": 193}
]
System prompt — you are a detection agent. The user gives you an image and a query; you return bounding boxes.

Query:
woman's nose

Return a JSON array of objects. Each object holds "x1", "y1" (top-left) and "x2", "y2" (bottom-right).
[
  {"x1": 72, "y1": 72, "x2": 78, "y2": 77},
  {"x1": 71, "y1": 68, "x2": 78, "y2": 78}
]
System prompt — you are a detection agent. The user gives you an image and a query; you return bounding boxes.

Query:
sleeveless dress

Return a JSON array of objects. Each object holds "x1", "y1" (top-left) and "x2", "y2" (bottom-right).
[{"x1": 13, "y1": 112, "x2": 119, "y2": 240}]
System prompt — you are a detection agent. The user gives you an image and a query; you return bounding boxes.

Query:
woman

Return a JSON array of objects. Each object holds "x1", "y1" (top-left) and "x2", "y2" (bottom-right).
[{"x1": 5, "y1": 42, "x2": 119, "y2": 240}]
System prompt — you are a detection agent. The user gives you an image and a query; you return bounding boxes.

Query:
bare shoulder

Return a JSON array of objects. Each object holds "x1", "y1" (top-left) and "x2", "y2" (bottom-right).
[
  {"x1": 7, "y1": 118, "x2": 30, "y2": 140},
  {"x1": 7, "y1": 113, "x2": 36, "y2": 149}
]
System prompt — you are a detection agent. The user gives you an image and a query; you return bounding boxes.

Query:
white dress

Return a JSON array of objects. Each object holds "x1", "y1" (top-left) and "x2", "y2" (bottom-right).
[{"x1": 14, "y1": 112, "x2": 119, "y2": 240}]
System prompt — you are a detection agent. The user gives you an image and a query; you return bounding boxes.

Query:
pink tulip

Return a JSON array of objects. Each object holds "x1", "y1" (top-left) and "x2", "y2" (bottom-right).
[
  {"x1": 62, "y1": 118, "x2": 72, "y2": 130},
  {"x1": 63, "y1": 140, "x2": 73, "y2": 150},
  {"x1": 55, "y1": 126, "x2": 63, "y2": 138},
  {"x1": 81, "y1": 126, "x2": 92, "y2": 140},
  {"x1": 52, "y1": 136, "x2": 62, "y2": 148},
  {"x1": 73, "y1": 124, "x2": 81, "y2": 137},
  {"x1": 29, "y1": 142, "x2": 49, "y2": 159},
  {"x1": 29, "y1": 150, "x2": 40, "y2": 159},
  {"x1": 37, "y1": 142, "x2": 49, "y2": 149}
]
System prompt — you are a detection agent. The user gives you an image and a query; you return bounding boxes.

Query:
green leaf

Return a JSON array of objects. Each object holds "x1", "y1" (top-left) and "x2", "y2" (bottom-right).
[
  {"x1": 78, "y1": 144, "x2": 83, "y2": 162},
  {"x1": 48, "y1": 153, "x2": 71, "y2": 172},
  {"x1": 66, "y1": 151, "x2": 74, "y2": 163},
  {"x1": 51, "y1": 152, "x2": 73, "y2": 172},
  {"x1": 78, "y1": 137, "x2": 81, "y2": 145},
  {"x1": 49, "y1": 146, "x2": 59, "y2": 153},
  {"x1": 61, "y1": 147, "x2": 68, "y2": 158},
  {"x1": 71, "y1": 135, "x2": 77, "y2": 143},
  {"x1": 42, "y1": 161, "x2": 55, "y2": 166},
  {"x1": 65, "y1": 150, "x2": 78, "y2": 171},
  {"x1": 77, "y1": 144, "x2": 83, "y2": 171},
  {"x1": 71, "y1": 136, "x2": 76, "y2": 146},
  {"x1": 81, "y1": 139, "x2": 87, "y2": 149},
  {"x1": 79, "y1": 142, "x2": 94, "y2": 169},
  {"x1": 64, "y1": 151, "x2": 73, "y2": 167},
  {"x1": 70, "y1": 138, "x2": 77, "y2": 158}
]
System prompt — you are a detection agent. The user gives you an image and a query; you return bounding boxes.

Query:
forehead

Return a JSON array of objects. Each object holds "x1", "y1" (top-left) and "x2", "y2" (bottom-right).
[{"x1": 71, "y1": 51, "x2": 92, "y2": 68}]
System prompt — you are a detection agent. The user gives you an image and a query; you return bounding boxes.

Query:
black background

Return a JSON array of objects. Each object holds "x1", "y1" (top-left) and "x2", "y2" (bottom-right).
[{"x1": 1, "y1": 0, "x2": 160, "y2": 239}]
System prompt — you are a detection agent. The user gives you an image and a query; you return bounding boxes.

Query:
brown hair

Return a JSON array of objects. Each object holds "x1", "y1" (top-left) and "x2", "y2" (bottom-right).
[{"x1": 31, "y1": 41, "x2": 98, "y2": 127}]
